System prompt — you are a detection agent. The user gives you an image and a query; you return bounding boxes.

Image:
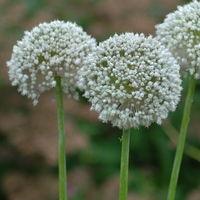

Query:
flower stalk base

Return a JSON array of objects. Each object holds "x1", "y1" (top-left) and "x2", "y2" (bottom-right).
[
  {"x1": 167, "y1": 74, "x2": 196, "y2": 200},
  {"x1": 119, "y1": 129, "x2": 131, "y2": 200},
  {"x1": 55, "y1": 76, "x2": 67, "y2": 200}
]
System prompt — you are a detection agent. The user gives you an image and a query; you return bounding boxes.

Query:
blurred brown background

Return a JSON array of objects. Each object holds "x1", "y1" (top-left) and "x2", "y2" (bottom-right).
[{"x1": 1, "y1": 0, "x2": 200, "y2": 200}]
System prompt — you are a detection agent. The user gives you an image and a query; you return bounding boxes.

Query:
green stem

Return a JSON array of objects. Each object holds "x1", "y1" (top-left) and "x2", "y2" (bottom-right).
[
  {"x1": 55, "y1": 76, "x2": 67, "y2": 200},
  {"x1": 162, "y1": 120, "x2": 200, "y2": 162},
  {"x1": 167, "y1": 74, "x2": 196, "y2": 200},
  {"x1": 119, "y1": 129, "x2": 131, "y2": 200}
]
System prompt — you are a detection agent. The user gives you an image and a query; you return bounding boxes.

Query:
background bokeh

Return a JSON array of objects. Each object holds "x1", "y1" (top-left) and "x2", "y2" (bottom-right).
[{"x1": 1, "y1": 0, "x2": 200, "y2": 200}]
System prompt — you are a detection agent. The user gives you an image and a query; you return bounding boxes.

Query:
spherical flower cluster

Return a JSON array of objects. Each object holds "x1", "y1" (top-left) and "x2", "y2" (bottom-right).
[
  {"x1": 7, "y1": 20, "x2": 97, "y2": 105},
  {"x1": 78, "y1": 33, "x2": 182, "y2": 129},
  {"x1": 156, "y1": 0, "x2": 200, "y2": 79}
]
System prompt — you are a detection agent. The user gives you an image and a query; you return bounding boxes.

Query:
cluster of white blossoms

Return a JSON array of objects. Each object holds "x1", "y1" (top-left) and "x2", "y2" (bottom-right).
[
  {"x1": 7, "y1": 20, "x2": 97, "y2": 105},
  {"x1": 78, "y1": 33, "x2": 182, "y2": 129},
  {"x1": 156, "y1": 0, "x2": 200, "y2": 79}
]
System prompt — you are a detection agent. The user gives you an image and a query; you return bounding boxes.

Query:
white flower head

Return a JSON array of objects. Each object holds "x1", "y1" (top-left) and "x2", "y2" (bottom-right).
[
  {"x1": 7, "y1": 20, "x2": 97, "y2": 105},
  {"x1": 78, "y1": 33, "x2": 182, "y2": 129},
  {"x1": 156, "y1": 0, "x2": 200, "y2": 79}
]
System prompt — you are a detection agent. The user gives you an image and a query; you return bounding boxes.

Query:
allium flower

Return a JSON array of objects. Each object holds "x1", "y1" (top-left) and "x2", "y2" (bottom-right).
[
  {"x1": 7, "y1": 20, "x2": 97, "y2": 105},
  {"x1": 156, "y1": 0, "x2": 200, "y2": 79},
  {"x1": 78, "y1": 33, "x2": 182, "y2": 129}
]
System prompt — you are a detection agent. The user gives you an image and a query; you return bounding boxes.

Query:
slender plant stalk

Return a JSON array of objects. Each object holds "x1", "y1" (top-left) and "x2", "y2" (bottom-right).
[
  {"x1": 55, "y1": 76, "x2": 67, "y2": 200},
  {"x1": 119, "y1": 129, "x2": 131, "y2": 200},
  {"x1": 167, "y1": 74, "x2": 196, "y2": 200},
  {"x1": 162, "y1": 120, "x2": 200, "y2": 162}
]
